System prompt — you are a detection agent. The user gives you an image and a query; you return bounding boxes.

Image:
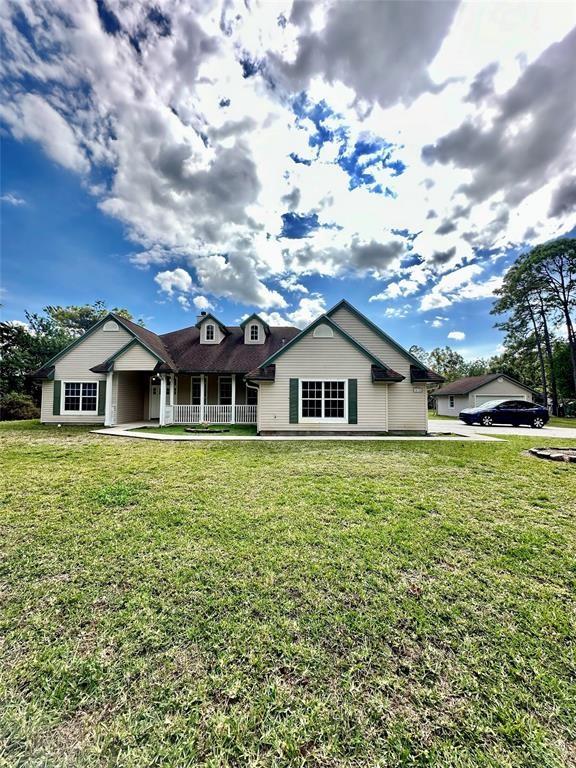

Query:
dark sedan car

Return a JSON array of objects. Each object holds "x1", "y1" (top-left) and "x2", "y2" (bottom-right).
[{"x1": 459, "y1": 399, "x2": 549, "y2": 428}]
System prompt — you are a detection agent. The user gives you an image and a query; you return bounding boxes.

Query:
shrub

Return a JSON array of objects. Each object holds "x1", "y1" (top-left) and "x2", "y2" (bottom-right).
[{"x1": 0, "y1": 392, "x2": 40, "y2": 421}]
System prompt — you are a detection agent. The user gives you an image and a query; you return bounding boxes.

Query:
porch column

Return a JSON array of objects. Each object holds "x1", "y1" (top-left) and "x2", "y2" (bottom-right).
[
  {"x1": 159, "y1": 374, "x2": 167, "y2": 426},
  {"x1": 231, "y1": 374, "x2": 236, "y2": 424},
  {"x1": 104, "y1": 371, "x2": 114, "y2": 426},
  {"x1": 200, "y1": 375, "x2": 205, "y2": 422}
]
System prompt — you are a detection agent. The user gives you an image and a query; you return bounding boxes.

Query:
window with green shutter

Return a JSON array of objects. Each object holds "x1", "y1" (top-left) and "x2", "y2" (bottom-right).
[{"x1": 53, "y1": 380, "x2": 61, "y2": 416}]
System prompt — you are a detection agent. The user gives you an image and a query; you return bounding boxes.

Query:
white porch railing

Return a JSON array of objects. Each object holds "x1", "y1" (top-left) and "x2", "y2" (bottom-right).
[{"x1": 170, "y1": 404, "x2": 257, "y2": 425}]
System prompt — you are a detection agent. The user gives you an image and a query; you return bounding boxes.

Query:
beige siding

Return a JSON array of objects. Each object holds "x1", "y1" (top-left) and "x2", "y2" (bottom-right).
[
  {"x1": 468, "y1": 378, "x2": 533, "y2": 406},
  {"x1": 436, "y1": 394, "x2": 468, "y2": 416},
  {"x1": 330, "y1": 307, "x2": 428, "y2": 431},
  {"x1": 258, "y1": 331, "x2": 388, "y2": 432},
  {"x1": 53, "y1": 325, "x2": 132, "y2": 379},
  {"x1": 41, "y1": 325, "x2": 136, "y2": 423},
  {"x1": 115, "y1": 372, "x2": 146, "y2": 423},
  {"x1": 40, "y1": 380, "x2": 105, "y2": 424},
  {"x1": 114, "y1": 344, "x2": 158, "y2": 371}
]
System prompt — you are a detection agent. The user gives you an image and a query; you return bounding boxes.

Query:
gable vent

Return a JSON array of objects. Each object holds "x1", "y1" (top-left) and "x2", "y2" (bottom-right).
[
  {"x1": 313, "y1": 323, "x2": 334, "y2": 338},
  {"x1": 103, "y1": 320, "x2": 119, "y2": 332}
]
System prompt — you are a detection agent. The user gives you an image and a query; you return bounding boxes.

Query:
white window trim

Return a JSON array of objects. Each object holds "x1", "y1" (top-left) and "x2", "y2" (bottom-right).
[
  {"x1": 449, "y1": 395, "x2": 455, "y2": 409},
  {"x1": 299, "y1": 378, "x2": 348, "y2": 423},
  {"x1": 205, "y1": 323, "x2": 215, "y2": 341},
  {"x1": 61, "y1": 380, "x2": 99, "y2": 415},
  {"x1": 249, "y1": 323, "x2": 259, "y2": 341}
]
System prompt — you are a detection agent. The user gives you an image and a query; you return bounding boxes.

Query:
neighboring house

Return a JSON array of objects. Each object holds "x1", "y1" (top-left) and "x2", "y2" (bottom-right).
[
  {"x1": 33, "y1": 300, "x2": 443, "y2": 434},
  {"x1": 433, "y1": 374, "x2": 538, "y2": 416}
]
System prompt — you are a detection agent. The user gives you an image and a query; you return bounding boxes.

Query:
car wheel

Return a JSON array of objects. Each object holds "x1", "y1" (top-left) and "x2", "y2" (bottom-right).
[
  {"x1": 481, "y1": 415, "x2": 493, "y2": 427},
  {"x1": 532, "y1": 417, "x2": 545, "y2": 429}
]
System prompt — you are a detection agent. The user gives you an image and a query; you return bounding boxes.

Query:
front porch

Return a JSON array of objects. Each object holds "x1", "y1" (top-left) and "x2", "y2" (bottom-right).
[{"x1": 106, "y1": 371, "x2": 257, "y2": 426}]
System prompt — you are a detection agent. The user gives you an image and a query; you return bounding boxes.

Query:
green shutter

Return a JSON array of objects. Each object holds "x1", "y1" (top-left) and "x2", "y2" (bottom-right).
[
  {"x1": 53, "y1": 380, "x2": 61, "y2": 415},
  {"x1": 348, "y1": 379, "x2": 358, "y2": 424},
  {"x1": 98, "y1": 380, "x2": 107, "y2": 416},
  {"x1": 289, "y1": 378, "x2": 299, "y2": 424}
]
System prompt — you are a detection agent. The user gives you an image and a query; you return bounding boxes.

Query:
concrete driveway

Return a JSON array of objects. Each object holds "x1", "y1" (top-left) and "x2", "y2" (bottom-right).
[{"x1": 429, "y1": 418, "x2": 576, "y2": 439}]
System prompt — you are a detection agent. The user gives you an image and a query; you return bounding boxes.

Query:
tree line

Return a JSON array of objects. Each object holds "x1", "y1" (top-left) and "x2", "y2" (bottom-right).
[
  {"x1": 411, "y1": 238, "x2": 576, "y2": 415},
  {"x1": 1, "y1": 239, "x2": 574, "y2": 418}
]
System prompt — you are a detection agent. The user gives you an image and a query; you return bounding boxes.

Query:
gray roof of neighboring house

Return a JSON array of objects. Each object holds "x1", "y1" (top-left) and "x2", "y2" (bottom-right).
[{"x1": 433, "y1": 373, "x2": 538, "y2": 397}]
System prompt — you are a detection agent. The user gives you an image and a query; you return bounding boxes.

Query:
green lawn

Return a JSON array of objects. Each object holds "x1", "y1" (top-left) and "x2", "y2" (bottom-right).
[
  {"x1": 133, "y1": 423, "x2": 258, "y2": 436},
  {"x1": 1, "y1": 421, "x2": 575, "y2": 767}
]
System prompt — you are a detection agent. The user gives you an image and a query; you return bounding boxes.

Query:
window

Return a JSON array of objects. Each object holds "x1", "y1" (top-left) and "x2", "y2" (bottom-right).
[
  {"x1": 205, "y1": 323, "x2": 215, "y2": 341},
  {"x1": 449, "y1": 395, "x2": 455, "y2": 408},
  {"x1": 301, "y1": 380, "x2": 346, "y2": 421},
  {"x1": 63, "y1": 382, "x2": 98, "y2": 413},
  {"x1": 191, "y1": 377, "x2": 202, "y2": 405},
  {"x1": 219, "y1": 377, "x2": 232, "y2": 405},
  {"x1": 313, "y1": 324, "x2": 334, "y2": 338},
  {"x1": 250, "y1": 324, "x2": 259, "y2": 341},
  {"x1": 246, "y1": 387, "x2": 258, "y2": 405}
]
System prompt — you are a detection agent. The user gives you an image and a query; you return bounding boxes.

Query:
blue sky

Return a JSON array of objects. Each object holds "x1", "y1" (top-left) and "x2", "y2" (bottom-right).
[{"x1": 1, "y1": 1, "x2": 576, "y2": 359}]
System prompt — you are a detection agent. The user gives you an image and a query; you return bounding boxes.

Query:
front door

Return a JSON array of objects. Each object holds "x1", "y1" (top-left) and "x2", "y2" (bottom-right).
[{"x1": 149, "y1": 382, "x2": 160, "y2": 419}]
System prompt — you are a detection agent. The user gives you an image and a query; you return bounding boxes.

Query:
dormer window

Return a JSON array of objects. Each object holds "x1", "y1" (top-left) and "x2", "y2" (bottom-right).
[
  {"x1": 205, "y1": 324, "x2": 215, "y2": 341},
  {"x1": 250, "y1": 324, "x2": 259, "y2": 342}
]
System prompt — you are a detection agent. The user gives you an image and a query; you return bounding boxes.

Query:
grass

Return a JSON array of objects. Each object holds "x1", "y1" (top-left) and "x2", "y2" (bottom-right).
[
  {"x1": 1, "y1": 420, "x2": 575, "y2": 767},
  {"x1": 133, "y1": 424, "x2": 258, "y2": 436},
  {"x1": 428, "y1": 410, "x2": 576, "y2": 429}
]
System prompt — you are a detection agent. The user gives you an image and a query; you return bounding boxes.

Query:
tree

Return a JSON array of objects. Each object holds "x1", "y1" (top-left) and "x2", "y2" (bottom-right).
[
  {"x1": 527, "y1": 239, "x2": 576, "y2": 394},
  {"x1": 427, "y1": 346, "x2": 467, "y2": 382},
  {"x1": 0, "y1": 302, "x2": 137, "y2": 402}
]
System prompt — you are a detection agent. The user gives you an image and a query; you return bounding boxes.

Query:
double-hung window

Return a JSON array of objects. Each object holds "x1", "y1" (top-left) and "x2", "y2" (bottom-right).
[
  {"x1": 219, "y1": 377, "x2": 233, "y2": 405},
  {"x1": 250, "y1": 324, "x2": 259, "y2": 341},
  {"x1": 63, "y1": 382, "x2": 98, "y2": 413},
  {"x1": 191, "y1": 377, "x2": 202, "y2": 405},
  {"x1": 449, "y1": 395, "x2": 455, "y2": 409},
  {"x1": 205, "y1": 324, "x2": 215, "y2": 341},
  {"x1": 300, "y1": 380, "x2": 346, "y2": 421}
]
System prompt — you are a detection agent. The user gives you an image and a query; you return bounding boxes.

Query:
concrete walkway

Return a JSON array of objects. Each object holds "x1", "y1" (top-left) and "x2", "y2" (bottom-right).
[
  {"x1": 429, "y1": 419, "x2": 576, "y2": 440},
  {"x1": 92, "y1": 422, "x2": 500, "y2": 442}
]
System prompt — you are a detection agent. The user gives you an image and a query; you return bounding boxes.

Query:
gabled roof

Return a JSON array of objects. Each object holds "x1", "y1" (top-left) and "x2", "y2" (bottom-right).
[
  {"x1": 31, "y1": 312, "x2": 175, "y2": 379},
  {"x1": 240, "y1": 313, "x2": 270, "y2": 335},
  {"x1": 247, "y1": 313, "x2": 405, "y2": 382},
  {"x1": 90, "y1": 337, "x2": 165, "y2": 373},
  {"x1": 433, "y1": 373, "x2": 538, "y2": 397},
  {"x1": 195, "y1": 313, "x2": 230, "y2": 334}
]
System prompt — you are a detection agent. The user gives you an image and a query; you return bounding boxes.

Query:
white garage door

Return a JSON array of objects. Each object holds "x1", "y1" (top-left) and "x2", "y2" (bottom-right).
[{"x1": 474, "y1": 394, "x2": 526, "y2": 406}]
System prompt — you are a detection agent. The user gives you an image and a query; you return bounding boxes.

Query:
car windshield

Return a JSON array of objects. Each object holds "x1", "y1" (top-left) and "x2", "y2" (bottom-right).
[{"x1": 477, "y1": 399, "x2": 508, "y2": 410}]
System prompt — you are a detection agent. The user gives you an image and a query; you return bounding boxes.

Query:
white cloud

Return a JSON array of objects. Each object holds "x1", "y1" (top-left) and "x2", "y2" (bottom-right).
[
  {"x1": 447, "y1": 330, "x2": 466, "y2": 341},
  {"x1": 154, "y1": 268, "x2": 194, "y2": 296},
  {"x1": 383, "y1": 304, "x2": 412, "y2": 318},
  {"x1": 1, "y1": 192, "x2": 26, "y2": 206},
  {"x1": 1, "y1": 0, "x2": 575, "y2": 312},
  {"x1": 0, "y1": 94, "x2": 88, "y2": 173},
  {"x1": 192, "y1": 295, "x2": 214, "y2": 311}
]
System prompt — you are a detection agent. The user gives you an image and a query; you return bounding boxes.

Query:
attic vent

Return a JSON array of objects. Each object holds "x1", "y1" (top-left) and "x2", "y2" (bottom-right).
[
  {"x1": 103, "y1": 321, "x2": 119, "y2": 332},
  {"x1": 313, "y1": 323, "x2": 334, "y2": 338}
]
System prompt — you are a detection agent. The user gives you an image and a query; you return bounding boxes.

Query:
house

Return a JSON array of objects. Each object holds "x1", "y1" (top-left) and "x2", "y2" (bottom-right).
[
  {"x1": 33, "y1": 299, "x2": 443, "y2": 434},
  {"x1": 433, "y1": 374, "x2": 538, "y2": 416}
]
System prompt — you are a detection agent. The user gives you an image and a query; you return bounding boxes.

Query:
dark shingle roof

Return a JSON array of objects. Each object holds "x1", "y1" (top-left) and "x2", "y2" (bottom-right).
[
  {"x1": 433, "y1": 373, "x2": 536, "y2": 396},
  {"x1": 159, "y1": 325, "x2": 301, "y2": 373},
  {"x1": 410, "y1": 365, "x2": 444, "y2": 384}
]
